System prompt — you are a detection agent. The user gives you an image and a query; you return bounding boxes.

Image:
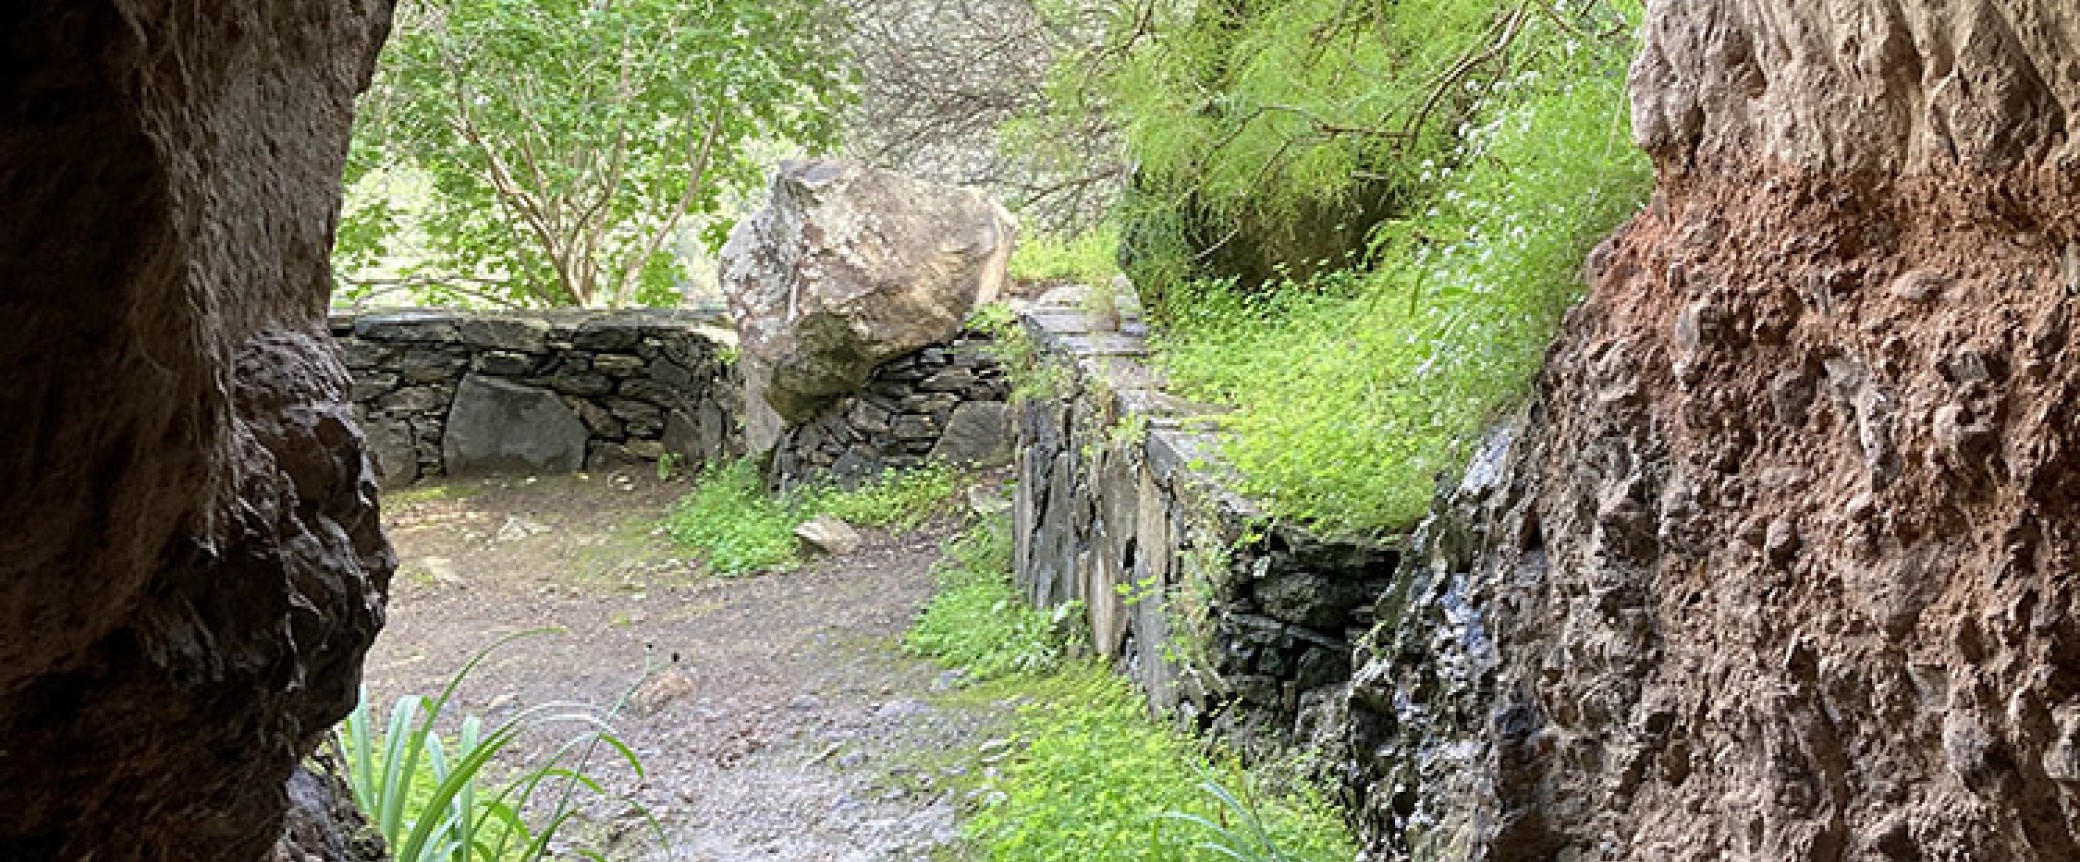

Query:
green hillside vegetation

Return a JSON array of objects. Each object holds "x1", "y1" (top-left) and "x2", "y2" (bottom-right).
[{"x1": 1031, "y1": 0, "x2": 1652, "y2": 535}]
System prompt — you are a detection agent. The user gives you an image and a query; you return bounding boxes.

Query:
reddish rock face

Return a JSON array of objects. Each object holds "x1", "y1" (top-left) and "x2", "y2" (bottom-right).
[
  {"x1": 1348, "y1": 3, "x2": 2080, "y2": 861},
  {"x1": 0, "y1": 1, "x2": 395, "y2": 859}
]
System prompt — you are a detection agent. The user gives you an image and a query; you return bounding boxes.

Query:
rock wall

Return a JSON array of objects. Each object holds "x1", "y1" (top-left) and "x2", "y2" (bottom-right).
[
  {"x1": 1343, "y1": 2, "x2": 2080, "y2": 861},
  {"x1": 1010, "y1": 288, "x2": 1396, "y2": 752},
  {"x1": 332, "y1": 309, "x2": 741, "y2": 484},
  {"x1": 0, "y1": 1, "x2": 396, "y2": 859},
  {"x1": 771, "y1": 330, "x2": 1014, "y2": 489}
]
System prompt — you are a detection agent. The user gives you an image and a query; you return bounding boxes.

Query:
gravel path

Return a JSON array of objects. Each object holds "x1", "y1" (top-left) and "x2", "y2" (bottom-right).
[{"x1": 361, "y1": 471, "x2": 1013, "y2": 861}]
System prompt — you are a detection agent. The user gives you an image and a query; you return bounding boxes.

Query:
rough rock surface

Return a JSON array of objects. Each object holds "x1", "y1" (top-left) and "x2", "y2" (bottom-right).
[
  {"x1": 929, "y1": 401, "x2": 1013, "y2": 468},
  {"x1": 1631, "y1": 0, "x2": 2080, "y2": 174},
  {"x1": 770, "y1": 331, "x2": 1012, "y2": 489},
  {"x1": 720, "y1": 159, "x2": 1015, "y2": 452},
  {"x1": 271, "y1": 754, "x2": 385, "y2": 862},
  {"x1": 1344, "y1": 2, "x2": 2080, "y2": 861},
  {"x1": 795, "y1": 514, "x2": 865, "y2": 557},
  {"x1": 0, "y1": 1, "x2": 395, "y2": 859},
  {"x1": 442, "y1": 374, "x2": 591, "y2": 476}
]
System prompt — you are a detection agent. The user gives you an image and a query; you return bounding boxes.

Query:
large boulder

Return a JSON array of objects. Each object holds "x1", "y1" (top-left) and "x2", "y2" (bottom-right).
[
  {"x1": 721, "y1": 159, "x2": 1014, "y2": 453},
  {"x1": 0, "y1": 1, "x2": 396, "y2": 859},
  {"x1": 442, "y1": 374, "x2": 590, "y2": 476}
]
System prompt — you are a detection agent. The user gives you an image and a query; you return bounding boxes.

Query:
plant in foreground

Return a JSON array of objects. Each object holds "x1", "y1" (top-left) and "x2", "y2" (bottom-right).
[
  {"x1": 959, "y1": 667, "x2": 1353, "y2": 862},
  {"x1": 1161, "y1": 771, "x2": 1335, "y2": 862},
  {"x1": 335, "y1": 630, "x2": 655, "y2": 862}
]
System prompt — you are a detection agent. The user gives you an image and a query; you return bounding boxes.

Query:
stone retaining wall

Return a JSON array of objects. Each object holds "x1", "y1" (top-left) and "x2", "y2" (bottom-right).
[
  {"x1": 1011, "y1": 288, "x2": 1397, "y2": 752},
  {"x1": 330, "y1": 309, "x2": 741, "y2": 484},
  {"x1": 770, "y1": 331, "x2": 1013, "y2": 489}
]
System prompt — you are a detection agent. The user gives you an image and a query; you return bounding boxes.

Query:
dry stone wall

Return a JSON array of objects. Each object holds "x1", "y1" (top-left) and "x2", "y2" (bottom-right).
[
  {"x1": 1010, "y1": 288, "x2": 1396, "y2": 752},
  {"x1": 331, "y1": 309, "x2": 741, "y2": 483},
  {"x1": 771, "y1": 330, "x2": 1014, "y2": 489}
]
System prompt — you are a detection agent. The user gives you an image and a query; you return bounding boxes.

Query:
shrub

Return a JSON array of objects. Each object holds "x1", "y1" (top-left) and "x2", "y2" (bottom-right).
[{"x1": 1155, "y1": 6, "x2": 1652, "y2": 535}]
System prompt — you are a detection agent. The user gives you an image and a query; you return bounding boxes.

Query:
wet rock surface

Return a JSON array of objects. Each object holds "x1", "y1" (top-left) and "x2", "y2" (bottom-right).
[
  {"x1": 0, "y1": 1, "x2": 395, "y2": 858},
  {"x1": 1344, "y1": 2, "x2": 2080, "y2": 859}
]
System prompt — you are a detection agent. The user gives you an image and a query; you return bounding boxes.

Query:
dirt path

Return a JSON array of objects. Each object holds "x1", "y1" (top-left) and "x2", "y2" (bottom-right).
[{"x1": 363, "y1": 471, "x2": 1010, "y2": 861}]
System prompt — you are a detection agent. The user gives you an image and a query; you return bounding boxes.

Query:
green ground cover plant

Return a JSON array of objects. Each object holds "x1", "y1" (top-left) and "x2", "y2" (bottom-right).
[
  {"x1": 814, "y1": 463, "x2": 965, "y2": 531},
  {"x1": 907, "y1": 510, "x2": 1351, "y2": 862},
  {"x1": 663, "y1": 458, "x2": 964, "y2": 575},
  {"x1": 904, "y1": 520, "x2": 1068, "y2": 680},
  {"x1": 1152, "y1": 4, "x2": 1652, "y2": 535},
  {"x1": 959, "y1": 668, "x2": 1352, "y2": 862},
  {"x1": 1008, "y1": 224, "x2": 1122, "y2": 287}
]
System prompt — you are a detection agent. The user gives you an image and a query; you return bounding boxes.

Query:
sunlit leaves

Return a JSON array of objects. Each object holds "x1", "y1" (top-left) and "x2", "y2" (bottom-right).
[{"x1": 338, "y1": 0, "x2": 849, "y2": 308}]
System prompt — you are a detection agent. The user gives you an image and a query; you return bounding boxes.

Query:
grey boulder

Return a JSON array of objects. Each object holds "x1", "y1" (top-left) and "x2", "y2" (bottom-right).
[{"x1": 442, "y1": 374, "x2": 589, "y2": 475}]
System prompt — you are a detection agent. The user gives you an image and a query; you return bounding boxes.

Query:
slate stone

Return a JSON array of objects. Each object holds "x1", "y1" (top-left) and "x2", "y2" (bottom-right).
[
  {"x1": 339, "y1": 339, "x2": 394, "y2": 370},
  {"x1": 593, "y1": 354, "x2": 646, "y2": 377},
  {"x1": 353, "y1": 310, "x2": 461, "y2": 342},
  {"x1": 1255, "y1": 570, "x2": 1375, "y2": 631},
  {"x1": 365, "y1": 417, "x2": 421, "y2": 488},
  {"x1": 607, "y1": 397, "x2": 664, "y2": 425},
  {"x1": 573, "y1": 320, "x2": 642, "y2": 351},
  {"x1": 549, "y1": 371, "x2": 614, "y2": 397},
  {"x1": 380, "y1": 385, "x2": 451, "y2": 414},
  {"x1": 441, "y1": 374, "x2": 588, "y2": 475},
  {"x1": 919, "y1": 367, "x2": 978, "y2": 392},
  {"x1": 349, "y1": 371, "x2": 399, "y2": 403},
  {"x1": 618, "y1": 377, "x2": 682, "y2": 405},
  {"x1": 456, "y1": 316, "x2": 550, "y2": 353},
  {"x1": 892, "y1": 414, "x2": 938, "y2": 440},
  {"x1": 472, "y1": 350, "x2": 537, "y2": 376},
  {"x1": 398, "y1": 347, "x2": 468, "y2": 383},
  {"x1": 576, "y1": 400, "x2": 624, "y2": 439},
  {"x1": 647, "y1": 356, "x2": 694, "y2": 388},
  {"x1": 929, "y1": 401, "x2": 1012, "y2": 468}
]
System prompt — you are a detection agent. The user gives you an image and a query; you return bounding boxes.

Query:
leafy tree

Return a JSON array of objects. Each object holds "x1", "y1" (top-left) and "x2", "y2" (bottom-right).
[
  {"x1": 338, "y1": 0, "x2": 849, "y2": 308},
  {"x1": 1028, "y1": 0, "x2": 1633, "y2": 317}
]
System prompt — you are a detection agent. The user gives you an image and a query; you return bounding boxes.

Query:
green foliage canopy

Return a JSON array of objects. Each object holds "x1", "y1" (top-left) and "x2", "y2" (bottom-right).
[
  {"x1": 339, "y1": 0, "x2": 848, "y2": 308},
  {"x1": 1155, "y1": 2, "x2": 1653, "y2": 534}
]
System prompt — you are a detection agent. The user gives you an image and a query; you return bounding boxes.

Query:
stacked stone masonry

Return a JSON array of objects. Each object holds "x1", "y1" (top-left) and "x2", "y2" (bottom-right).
[
  {"x1": 1011, "y1": 288, "x2": 1396, "y2": 752},
  {"x1": 771, "y1": 331, "x2": 1014, "y2": 489},
  {"x1": 330, "y1": 309, "x2": 741, "y2": 484}
]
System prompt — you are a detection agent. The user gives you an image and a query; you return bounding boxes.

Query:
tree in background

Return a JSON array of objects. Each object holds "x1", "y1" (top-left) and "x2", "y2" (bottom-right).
[
  {"x1": 833, "y1": 0, "x2": 1124, "y2": 235},
  {"x1": 1028, "y1": 0, "x2": 1635, "y2": 318},
  {"x1": 337, "y1": 0, "x2": 849, "y2": 308}
]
